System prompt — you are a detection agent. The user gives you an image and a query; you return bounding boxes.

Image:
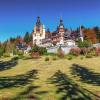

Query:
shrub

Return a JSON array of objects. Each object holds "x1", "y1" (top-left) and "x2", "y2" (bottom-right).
[
  {"x1": 80, "y1": 48, "x2": 89, "y2": 55},
  {"x1": 17, "y1": 51, "x2": 24, "y2": 56},
  {"x1": 39, "y1": 47, "x2": 47, "y2": 55},
  {"x1": 31, "y1": 52, "x2": 40, "y2": 59},
  {"x1": 31, "y1": 45, "x2": 39, "y2": 52},
  {"x1": 70, "y1": 48, "x2": 81, "y2": 56},
  {"x1": 45, "y1": 57, "x2": 50, "y2": 61},
  {"x1": 31, "y1": 45, "x2": 47, "y2": 55},
  {"x1": 82, "y1": 47, "x2": 100, "y2": 57},
  {"x1": 89, "y1": 50, "x2": 96, "y2": 56},
  {"x1": 95, "y1": 47, "x2": 100, "y2": 56},
  {"x1": 77, "y1": 39, "x2": 92, "y2": 48},
  {"x1": 16, "y1": 51, "x2": 24, "y2": 59},
  {"x1": 85, "y1": 54, "x2": 92, "y2": 58},
  {"x1": 57, "y1": 47, "x2": 65, "y2": 58},
  {"x1": 3, "y1": 53, "x2": 10, "y2": 57}
]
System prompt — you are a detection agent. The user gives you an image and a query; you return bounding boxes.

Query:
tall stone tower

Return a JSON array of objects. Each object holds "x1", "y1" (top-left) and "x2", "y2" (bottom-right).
[
  {"x1": 58, "y1": 17, "x2": 65, "y2": 45},
  {"x1": 33, "y1": 16, "x2": 46, "y2": 45}
]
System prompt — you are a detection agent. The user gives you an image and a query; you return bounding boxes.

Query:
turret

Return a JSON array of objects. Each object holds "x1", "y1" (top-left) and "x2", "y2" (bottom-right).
[
  {"x1": 33, "y1": 16, "x2": 46, "y2": 45},
  {"x1": 59, "y1": 17, "x2": 64, "y2": 29},
  {"x1": 79, "y1": 26, "x2": 84, "y2": 42},
  {"x1": 36, "y1": 16, "x2": 42, "y2": 28}
]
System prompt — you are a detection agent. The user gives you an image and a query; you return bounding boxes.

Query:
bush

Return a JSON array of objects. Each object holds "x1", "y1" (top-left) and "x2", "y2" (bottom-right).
[
  {"x1": 57, "y1": 47, "x2": 65, "y2": 58},
  {"x1": 31, "y1": 45, "x2": 47, "y2": 55},
  {"x1": 77, "y1": 39, "x2": 92, "y2": 48},
  {"x1": 85, "y1": 54, "x2": 92, "y2": 58},
  {"x1": 31, "y1": 52, "x2": 40, "y2": 59},
  {"x1": 95, "y1": 47, "x2": 100, "y2": 56},
  {"x1": 89, "y1": 50, "x2": 96, "y2": 56},
  {"x1": 17, "y1": 51, "x2": 24, "y2": 56},
  {"x1": 45, "y1": 57, "x2": 50, "y2": 61},
  {"x1": 16, "y1": 51, "x2": 24, "y2": 59},
  {"x1": 70, "y1": 48, "x2": 81, "y2": 56},
  {"x1": 80, "y1": 48, "x2": 89, "y2": 55},
  {"x1": 39, "y1": 47, "x2": 47, "y2": 55},
  {"x1": 3, "y1": 53, "x2": 10, "y2": 57}
]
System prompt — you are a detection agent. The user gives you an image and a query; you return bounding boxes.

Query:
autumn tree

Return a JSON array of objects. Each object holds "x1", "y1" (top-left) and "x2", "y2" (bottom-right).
[
  {"x1": 83, "y1": 29, "x2": 97, "y2": 44},
  {"x1": 93, "y1": 26, "x2": 100, "y2": 42}
]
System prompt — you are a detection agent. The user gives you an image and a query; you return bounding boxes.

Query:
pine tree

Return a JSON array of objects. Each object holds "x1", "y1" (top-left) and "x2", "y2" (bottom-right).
[{"x1": 24, "y1": 32, "x2": 31, "y2": 44}]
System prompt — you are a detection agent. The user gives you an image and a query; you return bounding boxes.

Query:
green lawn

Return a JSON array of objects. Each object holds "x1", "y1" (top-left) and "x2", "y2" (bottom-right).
[{"x1": 0, "y1": 56, "x2": 100, "y2": 100}]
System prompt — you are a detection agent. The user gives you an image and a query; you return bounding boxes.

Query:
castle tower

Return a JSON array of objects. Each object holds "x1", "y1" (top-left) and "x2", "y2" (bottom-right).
[
  {"x1": 79, "y1": 26, "x2": 84, "y2": 42},
  {"x1": 33, "y1": 17, "x2": 46, "y2": 45},
  {"x1": 58, "y1": 17, "x2": 65, "y2": 45}
]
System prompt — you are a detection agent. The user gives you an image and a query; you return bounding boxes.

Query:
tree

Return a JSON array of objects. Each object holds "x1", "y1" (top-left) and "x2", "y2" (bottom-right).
[
  {"x1": 30, "y1": 33, "x2": 33, "y2": 42},
  {"x1": 96, "y1": 33, "x2": 100, "y2": 42},
  {"x1": 4, "y1": 40, "x2": 15, "y2": 54},
  {"x1": 77, "y1": 39, "x2": 92, "y2": 48},
  {"x1": 24, "y1": 32, "x2": 31, "y2": 44},
  {"x1": 31, "y1": 45, "x2": 47, "y2": 55},
  {"x1": 93, "y1": 26, "x2": 100, "y2": 42},
  {"x1": 0, "y1": 42, "x2": 6, "y2": 57},
  {"x1": 93, "y1": 26, "x2": 99, "y2": 33},
  {"x1": 83, "y1": 29, "x2": 97, "y2": 43}
]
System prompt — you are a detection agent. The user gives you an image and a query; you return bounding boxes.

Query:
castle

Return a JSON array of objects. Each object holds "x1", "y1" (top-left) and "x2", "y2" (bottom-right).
[{"x1": 32, "y1": 16, "x2": 83, "y2": 47}]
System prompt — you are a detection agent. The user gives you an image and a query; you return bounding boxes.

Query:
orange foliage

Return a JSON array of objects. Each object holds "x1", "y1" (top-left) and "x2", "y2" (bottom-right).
[
  {"x1": 83, "y1": 29, "x2": 97, "y2": 43},
  {"x1": 16, "y1": 37, "x2": 23, "y2": 43}
]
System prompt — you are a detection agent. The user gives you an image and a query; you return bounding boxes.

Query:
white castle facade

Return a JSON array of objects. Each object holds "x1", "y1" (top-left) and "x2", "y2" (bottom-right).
[{"x1": 32, "y1": 17, "x2": 84, "y2": 47}]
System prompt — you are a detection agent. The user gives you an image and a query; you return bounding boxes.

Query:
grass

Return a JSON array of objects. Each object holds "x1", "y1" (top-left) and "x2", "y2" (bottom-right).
[{"x1": 0, "y1": 56, "x2": 100, "y2": 100}]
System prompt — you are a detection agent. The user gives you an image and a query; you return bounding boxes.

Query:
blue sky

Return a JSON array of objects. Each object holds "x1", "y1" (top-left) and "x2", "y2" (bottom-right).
[{"x1": 0, "y1": 0, "x2": 100, "y2": 42}]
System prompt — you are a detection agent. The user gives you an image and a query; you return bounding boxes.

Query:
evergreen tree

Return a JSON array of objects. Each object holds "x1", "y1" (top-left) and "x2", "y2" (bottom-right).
[
  {"x1": 30, "y1": 33, "x2": 33, "y2": 42},
  {"x1": 77, "y1": 39, "x2": 92, "y2": 48},
  {"x1": 0, "y1": 42, "x2": 6, "y2": 57},
  {"x1": 24, "y1": 32, "x2": 31, "y2": 43}
]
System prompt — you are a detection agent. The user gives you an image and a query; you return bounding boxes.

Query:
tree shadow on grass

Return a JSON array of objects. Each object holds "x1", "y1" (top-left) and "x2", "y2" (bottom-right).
[
  {"x1": 48, "y1": 70, "x2": 95, "y2": 100},
  {"x1": 0, "y1": 57, "x2": 18, "y2": 71},
  {"x1": 71, "y1": 64, "x2": 100, "y2": 86},
  {"x1": 13, "y1": 85, "x2": 48, "y2": 100},
  {"x1": 12, "y1": 85, "x2": 40, "y2": 100},
  {"x1": 0, "y1": 69, "x2": 38, "y2": 89}
]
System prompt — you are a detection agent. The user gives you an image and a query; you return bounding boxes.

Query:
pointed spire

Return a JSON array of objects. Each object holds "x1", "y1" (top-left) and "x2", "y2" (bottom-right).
[
  {"x1": 59, "y1": 16, "x2": 64, "y2": 28},
  {"x1": 60, "y1": 16, "x2": 63, "y2": 25},
  {"x1": 36, "y1": 16, "x2": 42, "y2": 28}
]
